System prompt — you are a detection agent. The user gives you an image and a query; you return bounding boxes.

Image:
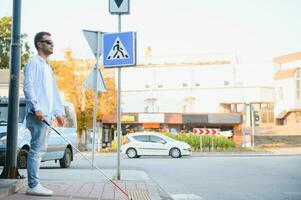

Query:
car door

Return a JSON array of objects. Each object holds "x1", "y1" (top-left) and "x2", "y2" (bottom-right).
[
  {"x1": 44, "y1": 103, "x2": 77, "y2": 161},
  {"x1": 149, "y1": 135, "x2": 169, "y2": 155},
  {"x1": 132, "y1": 135, "x2": 151, "y2": 155}
]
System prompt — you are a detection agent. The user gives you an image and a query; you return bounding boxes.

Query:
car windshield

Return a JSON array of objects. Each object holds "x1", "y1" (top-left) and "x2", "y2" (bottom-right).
[{"x1": 0, "y1": 103, "x2": 26, "y2": 124}]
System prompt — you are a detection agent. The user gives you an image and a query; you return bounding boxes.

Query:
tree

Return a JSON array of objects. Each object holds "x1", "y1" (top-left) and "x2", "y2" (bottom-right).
[
  {"x1": 0, "y1": 16, "x2": 31, "y2": 69},
  {"x1": 51, "y1": 50, "x2": 117, "y2": 136}
]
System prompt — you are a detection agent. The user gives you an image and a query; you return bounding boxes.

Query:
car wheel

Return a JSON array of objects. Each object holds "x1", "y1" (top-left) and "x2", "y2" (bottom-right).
[
  {"x1": 170, "y1": 148, "x2": 181, "y2": 158},
  {"x1": 59, "y1": 147, "x2": 72, "y2": 168},
  {"x1": 126, "y1": 148, "x2": 138, "y2": 158},
  {"x1": 17, "y1": 148, "x2": 29, "y2": 169}
]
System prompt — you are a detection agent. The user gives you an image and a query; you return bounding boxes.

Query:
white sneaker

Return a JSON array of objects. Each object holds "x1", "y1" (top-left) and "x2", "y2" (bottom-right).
[{"x1": 26, "y1": 184, "x2": 53, "y2": 196}]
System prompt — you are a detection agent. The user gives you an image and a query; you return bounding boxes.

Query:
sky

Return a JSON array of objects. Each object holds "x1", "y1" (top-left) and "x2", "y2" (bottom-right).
[{"x1": 0, "y1": 0, "x2": 301, "y2": 65}]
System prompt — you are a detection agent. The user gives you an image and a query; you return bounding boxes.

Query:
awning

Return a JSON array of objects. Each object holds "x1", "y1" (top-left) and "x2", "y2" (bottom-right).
[
  {"x1": 276, "y1": 110, "x2": 289, "y2": 119},
  {"x1": 143, "y1": 123, "x2": 160, "y2": 128},
  {"x1": 274, "y1": 68, "x2": 299, "y2": 80}
]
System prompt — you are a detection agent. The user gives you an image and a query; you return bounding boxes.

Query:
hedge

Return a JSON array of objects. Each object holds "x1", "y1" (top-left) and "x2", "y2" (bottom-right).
[{"x1": 164, "y1": 132, "x2": 235, "y2": 151}]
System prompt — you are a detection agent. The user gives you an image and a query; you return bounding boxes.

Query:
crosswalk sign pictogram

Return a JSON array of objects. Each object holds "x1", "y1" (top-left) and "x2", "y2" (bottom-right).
[
  {"x1": 103, "y1": 32, "x2": 136, "y2": 68},
  {"x1": 106, "y1": 37, "x2": 129, "y2": 60}
]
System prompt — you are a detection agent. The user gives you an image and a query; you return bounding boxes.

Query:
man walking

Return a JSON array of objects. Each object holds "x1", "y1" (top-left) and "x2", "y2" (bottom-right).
[{"x1": 23, "y1": 32, "x2": 65, "y2": 196}]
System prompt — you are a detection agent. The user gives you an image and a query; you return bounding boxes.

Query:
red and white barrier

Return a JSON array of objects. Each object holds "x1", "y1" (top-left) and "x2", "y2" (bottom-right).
[{"x1": 193, "y1": 128, "x2": 220, "y2": 135}]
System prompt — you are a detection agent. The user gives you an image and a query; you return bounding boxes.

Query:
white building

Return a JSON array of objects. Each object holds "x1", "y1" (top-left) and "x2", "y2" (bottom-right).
[
  {"x1": 273, "y1": 51, "x2": 301, "y2": 125},
  {"x1": 121, "y1": 64, "x2": 274, "y2": 114},
  {"x1": 103, "y1": 55, "x2": 275, "y2": 145}
]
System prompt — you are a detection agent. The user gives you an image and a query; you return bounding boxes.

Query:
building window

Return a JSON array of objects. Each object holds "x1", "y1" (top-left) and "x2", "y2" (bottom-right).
[
  {"x1": 195, "y1": 83, "x2": 200, "y2": 87},
  {"x1": 182, "y1": 83, "x2": 188, "y2": 87},
  {"x1": 182, "y1": 105, "x2": 187, "y2": 113},
  {"x1": 224, "y1": 81, "x2": 230, "y2": 86},
  {"x1": 274, "y1": 63, "x2": 281, "y2": 72},
  {"x1": 182, "y1": 96, "x2": 196, "y2": 113},
  {"x1": 144, "y1": 98, "x2": 158, "y2": 112},
  {"x1": 157, "y1": 84, "x2": 163, "y2": 88},
  {"x1": 220, "y1": 103, "x2": 231, "y2": 113},
  {"x1": 278, "y1": 87, "x2": 284, "y2": 100},
  {"x1": 231, "y1": 104, "x2": 237, "y2": 112},
  {"x1": 145, "y1": 84, "x2": 151, "y2": 89},
  {"x1": 144, "y1": 106, "x2": 149, "y2": 112},
  {"x1": 296, "y1": 70, "x2": 300, "y2": 99}
]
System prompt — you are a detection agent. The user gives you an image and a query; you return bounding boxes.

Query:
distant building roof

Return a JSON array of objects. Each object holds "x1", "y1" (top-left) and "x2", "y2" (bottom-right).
[
  {"x1": 274, "y1": 67, "x2": 299, "y2": 80},
  {"x1": 0, "y1": 69, "x2": 24, "y2": 85},
  {"x1": 273, "y1": 51, "x2": 301, "y2": 64},
  {"x1": 140, "y1": 53, "x2": 235, "y2": 66}
]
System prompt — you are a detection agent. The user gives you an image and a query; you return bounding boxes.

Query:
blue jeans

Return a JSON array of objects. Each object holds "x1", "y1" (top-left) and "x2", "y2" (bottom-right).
[{"x1": 26, "y1": 114, "x2": 51, "y2": 188}]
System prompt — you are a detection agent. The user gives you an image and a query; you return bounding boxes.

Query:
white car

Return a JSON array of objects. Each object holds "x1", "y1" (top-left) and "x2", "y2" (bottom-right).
[
  {"x1": 121, "y1": 132, "x2": 191, "y2": 158},
  {"x1": 0, "y1": 97, "x2": 77, "y2": 169}
]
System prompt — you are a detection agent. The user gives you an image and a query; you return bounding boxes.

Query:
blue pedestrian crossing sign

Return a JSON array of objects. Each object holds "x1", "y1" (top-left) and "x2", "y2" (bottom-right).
[{"x1": 103, "y1": 31, "x2": 136, "y2": 68}]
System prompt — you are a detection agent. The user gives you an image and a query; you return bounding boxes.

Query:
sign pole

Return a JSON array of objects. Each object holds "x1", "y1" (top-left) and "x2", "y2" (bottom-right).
[
  {"x1": 117, "y1": 14, "x2": 122, "y2": 180},
  {"x1": 107, "y1": 0, "x2": 133, "y2": 181},
  {"x1": 211, "y1": 136, "x2": 214, "y2": 152},
  {"x1": 200, "y1": 135, "x2": 203, "y2": 152},
  {"x1": 251, "y1": 109, "x2": 255, "y2": 148},
  {"x1": 91, "y1": 32, "x2": 101, "y2": 170}
]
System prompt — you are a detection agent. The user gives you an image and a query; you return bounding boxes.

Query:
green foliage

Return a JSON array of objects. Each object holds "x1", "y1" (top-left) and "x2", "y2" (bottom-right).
[
  {"x1": 0, "y1": 16, "x2": 31, "y2": 69},
  {"x1": 165, "y1": 133, "x2": 235, "y2": 151}
]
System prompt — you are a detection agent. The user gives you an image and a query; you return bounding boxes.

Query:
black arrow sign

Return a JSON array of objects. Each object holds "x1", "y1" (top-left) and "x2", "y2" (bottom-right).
[{"x1": 114, "y1": 0, "x2": 124, "y2": 8}]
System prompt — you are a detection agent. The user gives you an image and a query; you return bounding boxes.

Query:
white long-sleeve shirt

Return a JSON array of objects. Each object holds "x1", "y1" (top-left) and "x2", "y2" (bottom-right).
[{"x1": 23, "y1": 55, "x2": 65, "y2": 118}]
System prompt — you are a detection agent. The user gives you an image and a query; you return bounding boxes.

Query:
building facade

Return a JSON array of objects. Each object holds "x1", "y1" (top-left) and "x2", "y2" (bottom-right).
[
  {"x1": 103, "y1": 58, "x2": 275, "y2": 145},
  {"x1": 273, "y1": 51, "x2": 301, "y2": 125}
]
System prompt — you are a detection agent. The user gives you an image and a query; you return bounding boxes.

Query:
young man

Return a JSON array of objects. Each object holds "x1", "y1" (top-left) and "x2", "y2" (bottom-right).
[{"x1": 23, "y1": 32, "x2": 65, "y2": 196}]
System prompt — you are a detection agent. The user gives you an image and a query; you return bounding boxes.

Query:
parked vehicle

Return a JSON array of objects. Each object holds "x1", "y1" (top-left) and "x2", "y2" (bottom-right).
[
  {"x1": 0, "y1": 97, "x2": 77, "y2": 169},
  {"x1": 121, "y1": 132, "x2": 191, "y2": 158}
]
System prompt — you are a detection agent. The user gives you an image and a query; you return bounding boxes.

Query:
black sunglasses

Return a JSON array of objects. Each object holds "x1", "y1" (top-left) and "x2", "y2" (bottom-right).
[{"x1": 39, "y1": 40, "x2": 53, "y2": 45}]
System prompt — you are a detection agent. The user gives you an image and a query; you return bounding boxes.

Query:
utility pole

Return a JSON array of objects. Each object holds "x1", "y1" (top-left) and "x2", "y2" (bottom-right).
[{"x1": 1, "y1": 0, "x2": 23, "y2": 179}]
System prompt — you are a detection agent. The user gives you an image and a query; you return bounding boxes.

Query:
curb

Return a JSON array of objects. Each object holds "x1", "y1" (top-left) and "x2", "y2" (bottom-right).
[
  {"x1": 191, "y1": 152, "x2": 301, "y2": 157},
  {"x1": 144, "y1": 179, "x2": 173, "y2": 200},
  {"x1": 0, "y1": 178, "x2": 27, "y2": 198},
  {"x1": 141, "y1": 172, "x2": 173, "y2": 200}
]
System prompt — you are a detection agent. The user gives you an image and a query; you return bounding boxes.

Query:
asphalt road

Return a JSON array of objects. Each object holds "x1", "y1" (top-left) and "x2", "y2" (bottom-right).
[{"x1": 18, "y1": 153, "x2": 301, "y2": 200}]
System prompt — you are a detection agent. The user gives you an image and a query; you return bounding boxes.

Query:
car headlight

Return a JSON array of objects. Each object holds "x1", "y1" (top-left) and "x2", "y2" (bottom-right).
[
  {"x1": 0, "y1": 136, "x2": 7, "y2": 145},
  {"x1": 183, "y1": 145, "x2": 191, "y2": 152}
]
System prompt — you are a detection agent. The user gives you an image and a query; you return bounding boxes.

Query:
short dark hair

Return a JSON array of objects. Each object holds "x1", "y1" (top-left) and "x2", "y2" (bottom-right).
[{"x1": 34, "y1": 32, "x2": 51, "y2": 50}]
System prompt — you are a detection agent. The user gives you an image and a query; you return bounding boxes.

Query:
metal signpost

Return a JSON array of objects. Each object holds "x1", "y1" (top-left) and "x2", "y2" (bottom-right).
[
  {"x1": 193, "y1": 128, "x2": 220, "y2": 152},
  {"x1": 244, "y1": 103, "x2": 255, "y2": 148},
  {"x1": 106, "y1": 0, "x2": 134, "y2": 180},
  {"x1": 83, "y1": 30, "x2": 107, "y2": 169},
  {"x1": 251, "y1": 109, "x2": 256, "y2": 148}
]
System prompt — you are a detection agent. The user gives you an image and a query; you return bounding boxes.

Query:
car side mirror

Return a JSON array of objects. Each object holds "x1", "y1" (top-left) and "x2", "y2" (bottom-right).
[{"x1": 160, "y1": 140, "x2": 166, "y2": 144}]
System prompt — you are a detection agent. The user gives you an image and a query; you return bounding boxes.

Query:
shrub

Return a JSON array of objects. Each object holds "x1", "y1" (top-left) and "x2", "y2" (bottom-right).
[{"x1": 164, "y1": 132, "x2": 235, "y2": 151}]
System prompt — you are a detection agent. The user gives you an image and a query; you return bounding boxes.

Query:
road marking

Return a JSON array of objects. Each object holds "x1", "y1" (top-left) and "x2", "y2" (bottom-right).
[{"x1": 171, "y1": 194, "x2": 202, "y2": 200}]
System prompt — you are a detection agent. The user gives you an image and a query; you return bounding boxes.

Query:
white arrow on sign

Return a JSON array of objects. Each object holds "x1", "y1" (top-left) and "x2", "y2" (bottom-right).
[
  {"x1": 84, "y1": 67, "x2": 107, "y2": 92},
  {"x1": 193, "y1": 128, "x2": 220, "y2": 135},
  {"x1": 82, "y1": 30, "x2": 104, "y2": 58}
]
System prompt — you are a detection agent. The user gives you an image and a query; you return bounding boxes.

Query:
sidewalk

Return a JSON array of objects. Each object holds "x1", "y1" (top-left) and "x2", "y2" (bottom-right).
[{"x1": 0, "y1": 169, "x2": 171, "y2": 200}]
